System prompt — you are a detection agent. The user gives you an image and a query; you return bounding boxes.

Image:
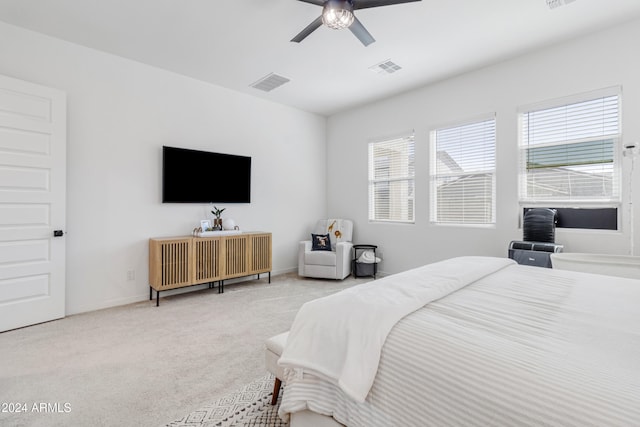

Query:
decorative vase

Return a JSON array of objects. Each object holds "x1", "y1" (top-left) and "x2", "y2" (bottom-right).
[
  {"x1": 222, "y1": 218, "x2": 236, "y2": 230},
  {"x1": 213, "y1": 218, "x2": 223, "y2": 230}
]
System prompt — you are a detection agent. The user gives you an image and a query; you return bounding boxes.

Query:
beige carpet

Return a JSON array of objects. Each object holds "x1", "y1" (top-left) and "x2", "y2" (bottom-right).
[{"x1": 0, "y1": 272, "x2": 365, "y2": 427}]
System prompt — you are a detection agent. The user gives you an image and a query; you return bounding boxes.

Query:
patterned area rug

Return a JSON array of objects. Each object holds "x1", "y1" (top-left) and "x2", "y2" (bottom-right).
[{"x1": 167, "y1": 374, "x2": 287, "y2": 427}]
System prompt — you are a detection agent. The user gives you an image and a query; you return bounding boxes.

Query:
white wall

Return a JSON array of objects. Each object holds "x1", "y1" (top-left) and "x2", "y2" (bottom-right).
[
  {"x1": 0, "y1": 22, "x2": 327, "y2": 314},
  {"x1": 327, "y1": 19, "x2": 640, "y2": 275},
  {"x1": 2, "y1": 18, "x2": 638, "y2": 314}
]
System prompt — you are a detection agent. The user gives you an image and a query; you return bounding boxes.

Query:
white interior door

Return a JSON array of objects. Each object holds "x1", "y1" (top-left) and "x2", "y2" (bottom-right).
[{"x1": 0, "y1": 74, "x2": 66, "y2": 332}]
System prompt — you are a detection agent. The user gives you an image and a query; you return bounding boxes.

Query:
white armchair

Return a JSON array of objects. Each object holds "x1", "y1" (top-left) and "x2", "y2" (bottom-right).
[{"x1": 298, "y1": 219, "x2": 354, "y2": 280}]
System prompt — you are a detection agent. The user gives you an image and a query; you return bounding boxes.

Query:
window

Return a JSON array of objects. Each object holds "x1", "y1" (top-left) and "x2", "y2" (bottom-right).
[
  {"x1": 518, "y1": 89, "x2": 620, "y2": 204},
  {"x1": 368, "y1": 135, "x2": 415, "y2": 223},
  {"x1": 430, "y1": 117, "x2": 496, "y2": 225}
]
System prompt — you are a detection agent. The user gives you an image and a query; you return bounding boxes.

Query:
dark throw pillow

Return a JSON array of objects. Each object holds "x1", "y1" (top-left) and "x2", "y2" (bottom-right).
[{"x1": 311, "y1": 233, "x2": 332, "y2": 251}]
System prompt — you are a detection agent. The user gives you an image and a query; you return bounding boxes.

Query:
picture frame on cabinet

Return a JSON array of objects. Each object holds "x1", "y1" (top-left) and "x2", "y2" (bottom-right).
[{"x1": 200, "y1": 220, "x2": 211, "y2": 231}]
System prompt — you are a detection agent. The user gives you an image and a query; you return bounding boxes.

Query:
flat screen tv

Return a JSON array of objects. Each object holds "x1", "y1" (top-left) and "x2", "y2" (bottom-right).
[{"x1": 162, "y1": 146, "x2": 251, "y2": 203}]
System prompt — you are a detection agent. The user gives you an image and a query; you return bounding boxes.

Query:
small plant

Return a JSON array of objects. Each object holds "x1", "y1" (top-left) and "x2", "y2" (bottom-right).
[
  {"x1": 211, "y1": 206, "x2": 226, "y2": 230},
  {"x1": 211, "y1": 206, "x2": 226, "y2": 219}
]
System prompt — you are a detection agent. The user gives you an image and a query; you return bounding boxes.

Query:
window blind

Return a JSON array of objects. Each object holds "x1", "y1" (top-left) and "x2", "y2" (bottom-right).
[
  {"x1": 430, "y1": 118, "x2": 496, "y2": 225},
  {"x1": 519, "y1": 92, "x2": 620, "y2": 203},
  {"x1": 368, "y1": 135, "x2": 415, "y2": 223}
]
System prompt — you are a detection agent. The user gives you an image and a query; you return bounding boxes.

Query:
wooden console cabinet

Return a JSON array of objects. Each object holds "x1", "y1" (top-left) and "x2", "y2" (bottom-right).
[{"x1": 149, "y1": 232, "x2": 271, "y2": 305}]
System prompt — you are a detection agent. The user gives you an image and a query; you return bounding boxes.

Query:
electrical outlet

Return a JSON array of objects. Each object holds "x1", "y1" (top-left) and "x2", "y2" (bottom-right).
[{"x1": 126, "y1": 270, "x2": 136, "y2": 281}]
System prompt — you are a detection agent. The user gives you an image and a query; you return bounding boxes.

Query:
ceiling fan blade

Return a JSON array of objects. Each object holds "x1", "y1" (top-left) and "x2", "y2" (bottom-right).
[
  {"x1": 353, "y1": 0, "x2": 421, "y2": 10},
  {"x1": 291, "y1": 16, "x2": 324, "y2": 43},
  {"x1": 349, "y1": 17, "x2": 375, "y2": 46},
  {"x1": 296, "y1": 0, "x2": 326, "y2": 5}
]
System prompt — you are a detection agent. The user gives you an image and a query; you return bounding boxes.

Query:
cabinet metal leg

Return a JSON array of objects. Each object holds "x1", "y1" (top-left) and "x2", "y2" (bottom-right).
[
  {"x1": 149, "y1": 287, "x2": 152, "y2": 301},
  {"x1": 268, "y1": 272, "x2": 271, "y2": 283},
  {"x1": 156, "y1": 290, "x2": 160, "y2": 307}
]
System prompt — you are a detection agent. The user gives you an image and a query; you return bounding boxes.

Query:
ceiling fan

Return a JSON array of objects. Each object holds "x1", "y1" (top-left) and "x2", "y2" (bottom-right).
[{"x1": 291, "y1": 0, "x2": 422, "y2": 47}]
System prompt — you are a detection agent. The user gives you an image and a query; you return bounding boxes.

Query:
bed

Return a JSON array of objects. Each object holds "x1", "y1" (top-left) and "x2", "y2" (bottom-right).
[{"x1": 277, "y1": 256, "x2": 640, "y2": 427}]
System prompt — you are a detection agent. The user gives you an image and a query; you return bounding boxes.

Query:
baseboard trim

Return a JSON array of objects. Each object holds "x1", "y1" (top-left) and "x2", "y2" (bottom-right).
[{"x1": 67, "y1": 268, "x2": 299, "y2": 316}]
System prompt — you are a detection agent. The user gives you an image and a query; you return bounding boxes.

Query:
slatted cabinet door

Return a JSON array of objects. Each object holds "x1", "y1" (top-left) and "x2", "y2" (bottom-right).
[
  {"x1": 249, "y1": 233, "x2": 272, "y2": 275},
  {"x1": 222, "y1": 234, "x2": 248, "y2": 279},
  {"x1": 149, "y1": 237, "x2": 192, "y2": 291},
  {"x1": 193, "y1": 237, "x2": 221, "y2": 283}
]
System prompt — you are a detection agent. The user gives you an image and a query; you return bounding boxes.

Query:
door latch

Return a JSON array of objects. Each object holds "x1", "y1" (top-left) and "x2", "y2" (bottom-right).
[{"x1": 53, "y1": 230, "x2": 64, "y2": 237}]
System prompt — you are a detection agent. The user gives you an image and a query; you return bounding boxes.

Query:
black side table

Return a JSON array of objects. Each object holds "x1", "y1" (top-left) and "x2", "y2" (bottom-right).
[{"x1": 353, "y1": 244, "x2": 378, "y2": 278}]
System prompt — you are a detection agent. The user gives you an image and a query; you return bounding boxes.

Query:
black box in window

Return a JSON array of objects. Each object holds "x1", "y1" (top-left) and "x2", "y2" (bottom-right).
[{"x1": 508, "y1": 241, "x2": 563, "y2": 268}]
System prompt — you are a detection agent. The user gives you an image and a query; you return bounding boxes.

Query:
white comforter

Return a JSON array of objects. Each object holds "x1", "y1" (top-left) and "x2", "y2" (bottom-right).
[
  {"x1": 278, "y1": 256, "x2": 515, "y2": 402},
  {"x1": 279, "y1": 257, "x2": 640, "y2": 426}
]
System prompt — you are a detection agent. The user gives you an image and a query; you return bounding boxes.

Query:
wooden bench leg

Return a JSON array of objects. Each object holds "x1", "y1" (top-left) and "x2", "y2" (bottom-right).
[{"x1": 271, "y1": 377, "x2": 282, "y2": 405}]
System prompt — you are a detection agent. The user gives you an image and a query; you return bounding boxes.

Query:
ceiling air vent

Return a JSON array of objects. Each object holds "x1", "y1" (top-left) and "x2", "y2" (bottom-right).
[
  {"x1": 369, "y1": 59, "x2": 402, "y2": 75},
  {"x1": 250, "y1": 73, "x2": 290, "y2": 92},
  {"x1": 546, "y1": 0, "x2": 576, "y2": 9}
]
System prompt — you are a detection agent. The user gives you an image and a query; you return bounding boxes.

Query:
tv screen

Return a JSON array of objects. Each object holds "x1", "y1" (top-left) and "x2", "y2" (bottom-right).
[{"x1": 162, "y1": 146, "x2": 251, "y2": 203}]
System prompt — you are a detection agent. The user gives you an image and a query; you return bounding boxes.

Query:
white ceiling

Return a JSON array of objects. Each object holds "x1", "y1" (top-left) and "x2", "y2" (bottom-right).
[{"x1": 1, "y1": 0, "x2": 640, "y2": 116}]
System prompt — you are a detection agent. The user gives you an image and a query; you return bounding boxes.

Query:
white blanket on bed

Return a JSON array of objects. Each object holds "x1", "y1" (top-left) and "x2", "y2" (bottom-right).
[
  {"x1": 278, "y1": 256, "x2": 515, "y2": 402},
  {"x1": 280, "y1": 262, "x2": 640, "y2": 426}
]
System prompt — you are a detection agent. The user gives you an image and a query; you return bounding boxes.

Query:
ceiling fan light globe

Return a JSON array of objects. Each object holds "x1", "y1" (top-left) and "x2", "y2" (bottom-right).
[{"x1": 322, "y1": 3, "x2": 355, "y2": 30}]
